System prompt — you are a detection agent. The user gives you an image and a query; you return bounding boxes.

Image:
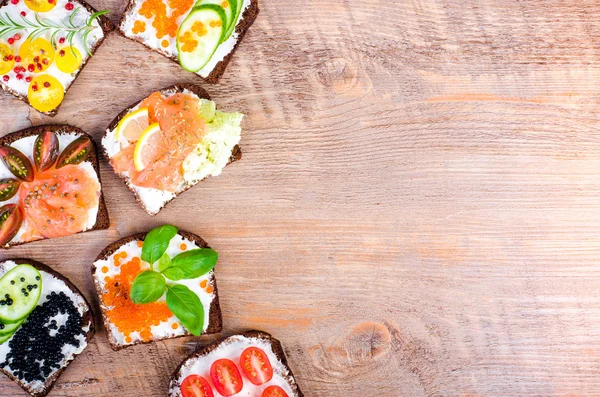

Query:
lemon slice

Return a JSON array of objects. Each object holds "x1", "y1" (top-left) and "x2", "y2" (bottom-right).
[
  {"x1": 134, "y1": 123, "x2": 162, "y2": 171},
  {"x1": 116, "y1": 107, "x2": 150, "y2": 141}
]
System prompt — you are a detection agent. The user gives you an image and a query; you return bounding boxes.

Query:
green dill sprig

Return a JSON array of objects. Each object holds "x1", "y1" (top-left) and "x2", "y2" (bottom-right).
[{"x1": 0, "y1": 8, "x2": 108, "y2": 56}]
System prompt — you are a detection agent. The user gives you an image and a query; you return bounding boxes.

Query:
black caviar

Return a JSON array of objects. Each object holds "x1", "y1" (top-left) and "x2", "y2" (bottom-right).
[
  {"x1": 0, "y1": 293, "x2": 13, "y2": 306},
  {"x1": 0, "y1": 291, "x2": 85, "y2": 383}
]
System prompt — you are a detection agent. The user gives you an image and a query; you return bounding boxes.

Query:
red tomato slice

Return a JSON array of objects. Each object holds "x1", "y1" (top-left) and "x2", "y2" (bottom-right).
[
  {"x1": 239, "y1": 347, "x2": 273, "y2": 386},
  {"x1": 262, "y1": 386, "x2": 289, "y2": 397},
  {"x1": 180, "y1": 375, "x2": 214, "y2": 397},
  {"x1": 210, "y1": 359, "x2": 243, "y2": 396}
]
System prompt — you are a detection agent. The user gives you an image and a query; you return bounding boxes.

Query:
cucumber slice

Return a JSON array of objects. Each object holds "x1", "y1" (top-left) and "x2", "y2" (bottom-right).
[
  {"x1": 0, "y1": 319, "x2": 23, "y2": 335},
  {"x1": 0, "y1": 331, "x2": 14, "y2": 344},
  {"x1": 0, "y1": 264, "x2": 42, "y2": 323},
  {"x1": 177, "y1": 5, "x2": 226, "y2": 72},
  {"x1": 222, "y1": 0, "x2": 239, "y2": 41},
  {"x1": 195, "y1": 0, "x2": 235, "y2": 38}
]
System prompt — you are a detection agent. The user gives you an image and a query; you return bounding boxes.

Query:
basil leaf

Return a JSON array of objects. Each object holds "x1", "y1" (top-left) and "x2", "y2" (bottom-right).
[
  {"x1": 157, "y1": 253, "x2": 172, "y2": 272},
  {"x1": 141, "y1": 225, "x2": 178, "y2": 264},
  {"x1": 130, "y1": 270, "x2": 166, "y2": 304},
  {"x1": 162, "y1": 249, "x2": 218, "y2": 281},
  {"x1": 166, "y1": 284, "x2": 204, "y2": 336}
]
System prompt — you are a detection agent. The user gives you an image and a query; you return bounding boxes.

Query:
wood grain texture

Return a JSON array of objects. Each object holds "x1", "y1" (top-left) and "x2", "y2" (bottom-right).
[{"x1": 2, "y1": 0, "x2": 600, "y2": 396}]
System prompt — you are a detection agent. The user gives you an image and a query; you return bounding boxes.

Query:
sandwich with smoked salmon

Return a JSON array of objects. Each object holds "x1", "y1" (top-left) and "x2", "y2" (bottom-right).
[
  {"x1": 102, "y1": 84, "x2": 243, "y2": 215},
  {"x1": 0, "y1": 125, "x2": 109, "y2": 248}
]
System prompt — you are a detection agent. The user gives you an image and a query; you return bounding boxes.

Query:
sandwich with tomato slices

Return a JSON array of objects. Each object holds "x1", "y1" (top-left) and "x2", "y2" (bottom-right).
[{"x1": 169, "y1": 331, "x2": 304, "y2": 397}]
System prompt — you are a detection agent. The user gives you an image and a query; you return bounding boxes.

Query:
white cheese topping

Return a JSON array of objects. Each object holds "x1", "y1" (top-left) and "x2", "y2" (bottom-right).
[
  {"x1": 0, "y1": 260, "x2": 90, "y2": 393},
  {"x1": 0, "y1": 0, "x2": 105, "y2": 96},
  {"x1": 120, "y1": 0, "x2": 251, "y2": 78},
  {"x1": 170, "y1": 335, "x2": 298, "y2": 397},
  {"x1": 0, "y1": 131, "x2": 101, "y2": 244},
  {"x1": 92, "y1": 233, "x2": 216, "y2": 346}
]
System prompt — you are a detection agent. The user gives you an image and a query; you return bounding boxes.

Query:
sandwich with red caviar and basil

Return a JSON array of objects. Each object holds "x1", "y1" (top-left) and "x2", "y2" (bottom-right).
[
  {"x1": 0, "y1": 258, "x2": 95, "y2": 397},
  {"x1": 118, "y1": 0, "x2": 258, "y2": 82},
  {"x1": 0, "y1": 0, "x2": 112, "y2": 115},
  {"x1": 102, "y1": 84, "x2": 243, "y2": 215},
  {"x1": 92, "y1": 224, "x2": 222, "y2": 350},
  {"x1": 169, "y1": 331, "x2": 304, "y2": 397},
  {"x1": 0, "y1": 125, "x2": 108, "y2": 248}
]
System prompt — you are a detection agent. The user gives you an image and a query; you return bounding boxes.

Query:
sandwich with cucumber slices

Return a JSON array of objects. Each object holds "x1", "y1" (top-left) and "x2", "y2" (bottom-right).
[
  {"x1": 118, "y1": 0, "x2": 258, "y2": 82},
  {"x1": 102, "y1": 84, "x2": 243, "y2": 215},
  {"x1": 0, "y1": 258, "x2": 94, "y2": 397}
]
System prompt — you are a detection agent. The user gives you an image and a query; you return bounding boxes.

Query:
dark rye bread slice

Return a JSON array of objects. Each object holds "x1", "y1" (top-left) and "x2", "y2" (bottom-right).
[
  {"x1": 117, "y1": 0, "x2": 259, "y2": 83},
  {"x1": 0, "y1": 0, "x2": 113, "y2": 116},
  {"x1": 0, "y1": 124, "x2": 109, "y2": 249},
  {"x1": 0, "y1": 257, "x2": 95, "y2": 397},
  {"x1": 169, "y1": 330, "x2": 305, "y2": 397},
  {"x1": 103, "y1": 83, "x2": 242, "y2": 215},
  {"x1": 91, "y1": 229, "x2": 223, "y2": 351}
]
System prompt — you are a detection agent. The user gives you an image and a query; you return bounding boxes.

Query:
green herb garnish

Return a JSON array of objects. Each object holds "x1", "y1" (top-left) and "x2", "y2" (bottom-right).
[
  {"x1": 130, "y1": 270, "x2": 166, "y2": 304},
  {"x1": 130, "y1": 225, "x2": 218, "y2": 336},
  {"x1": 141, "y1": 224, "x2": 178, "y2": 264},
  {"x1": 166, "y1": 284, "x2": 204, "y2": 336},
  {"x1": 0, "y1": 8, "x2": 109, "y2": 56}
]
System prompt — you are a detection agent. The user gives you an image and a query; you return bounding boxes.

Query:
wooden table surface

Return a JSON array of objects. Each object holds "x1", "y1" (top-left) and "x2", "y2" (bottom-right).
[{"x1": 2, "y1": 0, "x2": 600, "y2": 396}]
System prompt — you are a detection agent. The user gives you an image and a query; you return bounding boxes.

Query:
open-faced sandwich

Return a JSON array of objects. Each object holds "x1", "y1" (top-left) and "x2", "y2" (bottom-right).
[
  {"x1": 92, "y1": 224, "x2": 222, "y2": 350},
  {"x1": 118, "y1": 0, "x2": 258, "y2": 82},
  {"x1": 102, "y1": 84, "x2": 243, "y2": 215},
  {"x1": 0, "y1": 258, "x2": 95, "y2": 397},
  {"x1": 169, "y1": 331, "x2": 304, "y2": 397},
  {"x1": 0, "y1": 0, "x2": 112, "y2": 115},
  {"x1": 0, "y1": 125, "x2": 109, "y2": 248}
]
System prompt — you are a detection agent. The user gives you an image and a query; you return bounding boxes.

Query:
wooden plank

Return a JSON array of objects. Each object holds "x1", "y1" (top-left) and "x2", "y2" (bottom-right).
[{"x1": 3, "y1": 0, "x2": 600, "y2": 395}]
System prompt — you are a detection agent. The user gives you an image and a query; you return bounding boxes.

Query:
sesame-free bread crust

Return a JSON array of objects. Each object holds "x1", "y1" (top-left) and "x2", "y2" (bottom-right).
[
  {"x1": 103, "y1": 83, "x2": 242, "y2": 216},
  {"x1": 0, "y1": 124, "x2": 110, "y2": 249},
  {"x1": 0, "y1": 257, "x2": 95, "y2": 397},
  {"x1": 168, "y1": 330, "x2": 305, "y2": 397},
  {"x1": 0, "y1": 0, "x2": 114, "y2": 116},
  {"x1": 91, "y1": 229, "x2": 223, "y2": 351},
  {"x1": 117, "y1": 0, "x2": 259, "y2": 83}
]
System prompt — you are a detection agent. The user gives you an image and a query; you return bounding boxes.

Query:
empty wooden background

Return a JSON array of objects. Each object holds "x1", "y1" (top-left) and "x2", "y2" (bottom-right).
[{"x1": 2, "y1": 0, "x2": 600, "y2": 395}]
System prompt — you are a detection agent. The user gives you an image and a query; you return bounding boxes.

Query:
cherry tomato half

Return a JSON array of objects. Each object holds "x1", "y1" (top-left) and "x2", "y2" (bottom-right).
[
  {"x1": 262, "y1": 385, "x2": 289, "y2": 397},
  {"x1": 210, "y1": 359, "x2": 243, "y2": 396},
  {"x1": 180, "y1": 375, "x2": 214, "y2": 397},
  {"x1": 239, "y1": 347, "x2": 273, "y2": 386}
]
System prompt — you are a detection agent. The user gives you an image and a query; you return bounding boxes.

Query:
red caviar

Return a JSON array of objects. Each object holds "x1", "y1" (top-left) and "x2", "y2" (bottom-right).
[
  {"x1": 102, "y1": 256, "x2": 173, "y2": 342},
  {"x1": 137, "y1": 0, "x2": 193, "y2": 39}
]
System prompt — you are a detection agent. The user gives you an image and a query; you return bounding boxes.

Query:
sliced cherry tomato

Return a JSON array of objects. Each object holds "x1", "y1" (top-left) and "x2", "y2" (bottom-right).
[
  {"x1": 27, "y1": 75, "x2": 64, "y2": 113},
  {"x1": 56, "y1": 47, "x2": 82, "y2": 73},
  {"x1": 0, "y1": 44, "x2": 15, "y2": 75},
  {"x1": 262, "y1": 386, "x2": 289, "y2": 397},
  {"x1": 210, "y1": 359, "x2": 243, "y2": 396},
  {"x1": 239, "y1": 347, "x2": 273, "y2": 386},
  {"x1": 180, "y1": 375, "x2": 214, "y2": 397},
  {"x1": 19, "y1": 38, "x2": 55, "y2": 72},
  {"x1": 24, "y1": 0, "x2": 56, "y2": 13}
]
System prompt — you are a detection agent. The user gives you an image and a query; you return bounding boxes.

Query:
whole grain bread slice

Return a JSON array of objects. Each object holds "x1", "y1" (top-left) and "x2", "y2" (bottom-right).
[
  {"x1": 0, "y1": 124, "x2": 110, "y2": 249},
  {"x1": 0, "y1": 257, "x2": 95, "y2": 397},
  {"x1": 91, "y1": 229, "x2": 223, "y2": 351},
  {"x1": 103, "y1": 83, "x2": 242, "y2": 215},
  {"x1": 168, "y1": 330, "x2": 305, "y2": 397},
  {"x1": 117, "y1": 0, "x2": 259, "y2": 83},
  {"x1": 0, "y1": 0, "x2": 113, "y2": 116}
]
